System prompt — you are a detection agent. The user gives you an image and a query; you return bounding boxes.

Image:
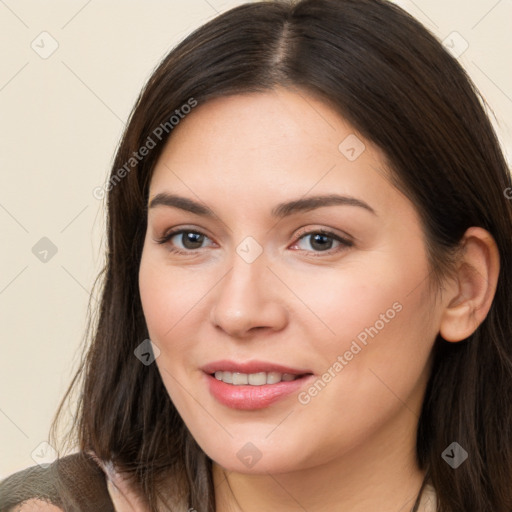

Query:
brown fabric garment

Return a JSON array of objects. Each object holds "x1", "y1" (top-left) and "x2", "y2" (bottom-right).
[{"x1": 0, "y1": 452, "x2": 115, "y2": 512}]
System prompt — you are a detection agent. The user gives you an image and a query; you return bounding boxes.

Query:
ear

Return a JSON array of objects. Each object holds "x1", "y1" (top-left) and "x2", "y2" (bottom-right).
[{"x1": 439, "y1": 227, "x2": 500, "y2": 342}]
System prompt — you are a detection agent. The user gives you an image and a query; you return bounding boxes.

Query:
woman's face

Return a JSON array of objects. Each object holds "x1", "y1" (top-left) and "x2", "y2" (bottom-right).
[{"x1": 139, "y1": 87, "x2": 441, "y2": 474}]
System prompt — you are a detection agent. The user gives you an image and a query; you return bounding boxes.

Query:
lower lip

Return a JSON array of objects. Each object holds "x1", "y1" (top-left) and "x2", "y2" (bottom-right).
[{"x1": 205, "y1": 373, "x2": 313, "y2": 410}]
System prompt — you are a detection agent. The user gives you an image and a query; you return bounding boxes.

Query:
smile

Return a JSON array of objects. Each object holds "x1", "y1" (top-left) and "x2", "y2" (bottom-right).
[{"x1": 213, "y1": 371, "x2": 300, "y2": 385}]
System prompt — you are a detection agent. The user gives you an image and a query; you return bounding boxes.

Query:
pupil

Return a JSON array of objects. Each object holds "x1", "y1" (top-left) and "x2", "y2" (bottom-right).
[
  {"x1": 311, "y1": 234, "x2": 332, "y2": 251},
  {"x1": 183, "y1": 232, "x2": 203, "y2": 249}
]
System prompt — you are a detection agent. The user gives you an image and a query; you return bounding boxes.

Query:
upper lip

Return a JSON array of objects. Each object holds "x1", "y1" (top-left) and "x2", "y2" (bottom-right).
[{"x1": 201, "y1": 360, "x2": 313, "y2": 375}]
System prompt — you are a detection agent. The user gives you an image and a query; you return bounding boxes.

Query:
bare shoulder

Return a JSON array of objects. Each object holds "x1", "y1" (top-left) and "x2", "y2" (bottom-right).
[{"x1": 14, "y1": 499, "x2": 63, "y2": 511}]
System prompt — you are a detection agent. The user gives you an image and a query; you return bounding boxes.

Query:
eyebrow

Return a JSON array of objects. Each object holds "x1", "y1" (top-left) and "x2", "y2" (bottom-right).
[{"x1": 148, "y1": 192, "x2": 377, "y2": 217}]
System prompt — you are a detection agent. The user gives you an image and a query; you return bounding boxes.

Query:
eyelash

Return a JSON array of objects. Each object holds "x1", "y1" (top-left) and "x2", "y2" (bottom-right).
[{"x1": 154, "y1": 227, "x2": 354, "y2": 257}]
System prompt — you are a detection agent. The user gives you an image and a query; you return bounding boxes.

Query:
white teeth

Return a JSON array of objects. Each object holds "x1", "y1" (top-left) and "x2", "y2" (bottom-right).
[
  {"x1": 248, "y1": 372, "x2": 267, "y2": 385},
  {"x1": 213, "y1": 371, "x2": 301, "y2": 385},
  {"x1": 266, "y1": 371, "x2": 282, "y2": 384},
  {"x1": 232, "y1": 372, "x2": 248, "y2": 385},
  {"x1": 215, "y1": 371, "x2": 233, "y2": 383}
]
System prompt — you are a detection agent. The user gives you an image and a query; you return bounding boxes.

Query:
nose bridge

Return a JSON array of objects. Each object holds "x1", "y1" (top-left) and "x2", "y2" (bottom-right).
[
  {"x1": 210, "y1": 241, "x2": 287, "y2": 336},
  {"x1": 219, "y1": 244, "x2": 269, "y2": 308},
  {"x1": 220, "y1": 231, "x2": 269, "y2": 292}
]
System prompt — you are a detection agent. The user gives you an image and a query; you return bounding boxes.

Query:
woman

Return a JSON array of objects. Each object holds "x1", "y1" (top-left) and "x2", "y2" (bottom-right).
[{"x1": 1, "y1": 0, "x2": 511, "y2": 510}]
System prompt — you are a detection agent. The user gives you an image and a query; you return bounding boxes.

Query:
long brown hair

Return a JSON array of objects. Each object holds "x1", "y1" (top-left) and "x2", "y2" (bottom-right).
[{"x1": 52, "y1": 0, "x2": 512, "y2": 510}]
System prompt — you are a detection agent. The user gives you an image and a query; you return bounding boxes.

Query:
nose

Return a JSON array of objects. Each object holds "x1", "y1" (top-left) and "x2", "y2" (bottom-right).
[{"x1": 209, "y1": 251, "x2": 288, "y2": 339}]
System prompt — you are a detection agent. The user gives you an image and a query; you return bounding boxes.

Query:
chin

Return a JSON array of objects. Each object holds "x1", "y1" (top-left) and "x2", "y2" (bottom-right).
[{"x1": 211, "y1": 452, "x2": 300, "y2": 475}]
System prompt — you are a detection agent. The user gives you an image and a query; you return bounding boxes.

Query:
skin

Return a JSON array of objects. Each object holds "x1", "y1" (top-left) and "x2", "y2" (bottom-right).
[
  {"x1": 135, "y1": 87, "x2": 499, "y2": 512},
  {"x1": 16, "y1": 501, "x2": 63, "y2": 512}
]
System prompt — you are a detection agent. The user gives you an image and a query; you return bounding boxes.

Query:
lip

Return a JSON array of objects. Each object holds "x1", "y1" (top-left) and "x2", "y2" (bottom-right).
[
  {"x1": 201, "y1": 360, "x2": 314, "y2": 410},
  {"x1": 201, "y1": 359, "x2": 312, "y2": 375}
]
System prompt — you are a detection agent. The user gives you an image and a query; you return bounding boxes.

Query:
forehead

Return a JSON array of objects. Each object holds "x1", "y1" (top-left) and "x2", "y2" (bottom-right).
[
  {"x1": 156, "y1": 87, "x2": 360, "y2": 168},
  {"x1": 148, "y1": 88, "x2": 406, "y2": 220}
]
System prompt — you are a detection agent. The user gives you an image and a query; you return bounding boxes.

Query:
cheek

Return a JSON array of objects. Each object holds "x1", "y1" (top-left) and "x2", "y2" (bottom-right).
[
  {"x1": 290, "y1": 251, "x2": 435, "y2": 425},
  {"x1": 138, "y1": 250, "x2": 211, "y2": 349},
  {"x1": 284, "y1": 242, "x2": 436, "y2": 404},
  {"x1": 280, "y1": 249, "x2": 432, "y2": 354},
  {"x1": 138, "y1": 252, "x2": 208, "y2": 415}
]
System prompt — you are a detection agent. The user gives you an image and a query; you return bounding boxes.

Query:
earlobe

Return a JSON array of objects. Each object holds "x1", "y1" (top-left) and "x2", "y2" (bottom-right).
[{"x1": 439, "y1": 227, "x2": 500, "y2": 343}]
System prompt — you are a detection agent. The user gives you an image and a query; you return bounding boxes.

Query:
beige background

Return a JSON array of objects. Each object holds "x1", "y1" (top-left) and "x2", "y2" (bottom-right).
[{"x1": 1, "y1": 0, "x2": 511, "y2": 478}]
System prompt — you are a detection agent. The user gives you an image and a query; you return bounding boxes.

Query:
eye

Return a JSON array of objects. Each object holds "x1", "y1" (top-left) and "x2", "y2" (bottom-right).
[
  {"x1": 291, "y1": 229, "x2": 353, "y2": 254},
  {"x1": 154, "y1": 229, "x2": 215, "y2": 254},
  {"x1": 154, "y1": 227, "x2": 353, "y2": 256}
]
